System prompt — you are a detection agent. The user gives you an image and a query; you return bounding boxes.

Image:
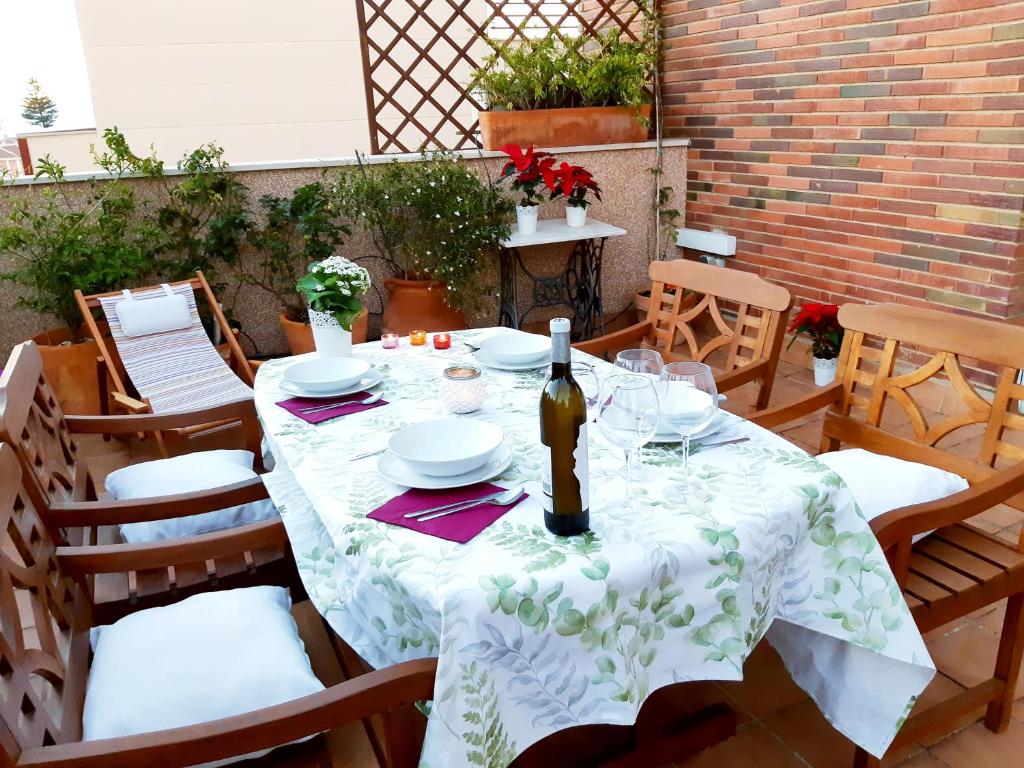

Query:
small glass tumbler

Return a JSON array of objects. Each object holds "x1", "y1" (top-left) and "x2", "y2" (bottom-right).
[
  {"x1": 439, "y1": 366, "x2": 486, "y2": 414},
  {"x1": 410, "y1": 330, "x2": 427, "y2": 346},
  {"x1": 381, "y1": 333, "x2": 400, "y2": 349},
  {"x1": 433, "y1": 332, "x2": 452, "y2": 350}
]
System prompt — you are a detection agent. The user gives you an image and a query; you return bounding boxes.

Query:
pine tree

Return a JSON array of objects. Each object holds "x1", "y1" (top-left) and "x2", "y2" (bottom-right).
[{"x1": 21, "y1": 79, "x2": 58, "y2": 129}]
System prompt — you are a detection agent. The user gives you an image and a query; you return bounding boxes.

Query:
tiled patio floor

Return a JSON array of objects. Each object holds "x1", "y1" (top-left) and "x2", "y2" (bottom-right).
[{"x1": 76, "y1": 357, "x2": 1024, "y2": 768}]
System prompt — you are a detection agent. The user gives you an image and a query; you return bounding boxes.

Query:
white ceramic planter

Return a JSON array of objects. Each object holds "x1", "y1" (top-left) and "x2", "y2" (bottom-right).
[
  {"x1": 566, "y1": 205, "x2": 588, "y2": 227},
  {"x1": 516, "y1": 204, "x2": 539, "y2": 235},
  {"x1": 309, "y1": 309, "x2": 352, "y2": 357},
  {"x1": 813, "y1": 355, "x2": 838, "y2": 386}
]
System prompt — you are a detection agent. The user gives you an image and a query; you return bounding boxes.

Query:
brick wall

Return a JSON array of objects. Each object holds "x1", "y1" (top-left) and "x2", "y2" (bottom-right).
[{"x1": 661, "y1": 0, "x2": 1024, "y2": 322}]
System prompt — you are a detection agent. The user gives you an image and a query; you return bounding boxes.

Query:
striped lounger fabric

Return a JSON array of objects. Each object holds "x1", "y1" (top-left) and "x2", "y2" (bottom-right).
[{"x1": 99, "y1": 283, "x2": 253, "y2": 414}]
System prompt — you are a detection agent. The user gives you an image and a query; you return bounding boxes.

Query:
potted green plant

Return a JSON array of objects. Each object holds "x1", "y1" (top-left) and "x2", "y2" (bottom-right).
[
  {"x1": 236, "y1": 181, "x2": 365, "y2": 354},
  {"x1": 332, "y1": 153, "x2": 513, "y2": 335},
  {"x1": 295, "y1": 255, "x2": 372, "y2": 357},
  {"x1": 470, "y1": 30, "x2": 655, "y2": 150}
]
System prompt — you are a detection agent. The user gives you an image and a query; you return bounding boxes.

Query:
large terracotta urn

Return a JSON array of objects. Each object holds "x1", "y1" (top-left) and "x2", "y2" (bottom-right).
[
  {"x1": 382, "y1": 277, "x2": 466, "y2": 336},
  {"x1": 278, "y1": 308, "x2": 368, "y2": 356}
]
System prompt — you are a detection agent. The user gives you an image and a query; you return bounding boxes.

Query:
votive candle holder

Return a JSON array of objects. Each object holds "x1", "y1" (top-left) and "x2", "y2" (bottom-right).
[
  {"x1": 439, "y1": 366, "x2": 486, "y2": 414},
  {"x1": 410, "y1": 329, "x2": 427, "y2": 346},
  {"x1": 433, "y1": 332, "x2": 452, "y2": 350},
  {"x1": 381, "y1": 333, "x2": 400, "y2": 349}
]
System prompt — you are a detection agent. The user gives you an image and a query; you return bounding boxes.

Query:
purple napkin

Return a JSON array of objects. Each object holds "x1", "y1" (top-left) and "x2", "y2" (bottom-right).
[
  {"x1": 276, "y1": 391, "x2": 388, "y2": 424},
  {"x1": 367, "y1": 482, "x2": 527, "y2": 543}
]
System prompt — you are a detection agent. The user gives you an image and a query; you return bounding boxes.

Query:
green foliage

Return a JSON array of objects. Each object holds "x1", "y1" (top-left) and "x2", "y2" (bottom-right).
[
  {"x1": 239, "y1": 180, "x2": 349, "y2": 321},
  {"x1": 0, "y1": 128, "x2": 249, "y2": 334},
  {"x1": 332, "y1": 153, "x2": 513, "y2": 309},
  {"x1": 649, "y1": 165, "x2": 681, "y2": 261},
  {"x1": 470, "y1": 30, "x2": 655, "y2": 115},
  {"x1": 21, "y1": 78, "x2": 58, "y2": 128}
]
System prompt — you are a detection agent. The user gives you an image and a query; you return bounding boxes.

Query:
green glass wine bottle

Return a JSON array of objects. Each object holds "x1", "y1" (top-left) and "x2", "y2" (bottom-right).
[{"x1": 539, "y1": 318, "x2": 590, "y2": 535}]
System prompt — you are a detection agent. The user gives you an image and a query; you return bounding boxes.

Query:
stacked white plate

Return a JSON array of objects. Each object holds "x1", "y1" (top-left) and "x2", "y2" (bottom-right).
[
  {"x1": 379, "y1": 418, "x2": 512, "y2": 489},
  {"x1": 280, "y1": 357, "x2": 383, "y2": 398},
  {"x1": 474, "y1": 333, "x2": 550, "y2": 371},
  {"x1": 650, "y1": 410, "x2": 725, "y2": 444}
]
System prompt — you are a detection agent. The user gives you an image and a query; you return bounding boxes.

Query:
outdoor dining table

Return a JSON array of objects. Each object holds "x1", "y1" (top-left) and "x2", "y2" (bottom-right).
[{"x1": 254, "y1": 328, "x2": 936, "y2": 768}]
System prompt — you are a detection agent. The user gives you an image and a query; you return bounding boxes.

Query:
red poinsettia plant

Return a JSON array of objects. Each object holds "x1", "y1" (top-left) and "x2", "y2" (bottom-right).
[
  {"x1": 498, "y1": 144, "x2": 554, "y2": 207},
  {"x1": 787, "y1": 303, "x2": 843, "y2": 359},
  {"x1": 543, "y1": 161, "x2": 602, "y2": 209}
]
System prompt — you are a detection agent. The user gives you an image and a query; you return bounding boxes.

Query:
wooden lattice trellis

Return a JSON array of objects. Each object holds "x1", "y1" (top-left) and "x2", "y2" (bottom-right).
[{"x1": 354, "y1": 0, "x2": 649, "y2": 154}]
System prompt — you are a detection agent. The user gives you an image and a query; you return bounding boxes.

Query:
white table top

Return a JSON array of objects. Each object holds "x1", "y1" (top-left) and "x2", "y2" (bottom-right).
[
  {"x1": 254, "y1": 329, "x2": 934, "y2": 768},
  {"x1": 502, "y1": 218, "x2": 627, "y2": 248}
]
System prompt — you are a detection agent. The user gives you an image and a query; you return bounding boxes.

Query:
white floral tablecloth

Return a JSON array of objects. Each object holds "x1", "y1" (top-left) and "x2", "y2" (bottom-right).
[{"x1": 254, "y1": 329, "x2": 935, "y2": 768}]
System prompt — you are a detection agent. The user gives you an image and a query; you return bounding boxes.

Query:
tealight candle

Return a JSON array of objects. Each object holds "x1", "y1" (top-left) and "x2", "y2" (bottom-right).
[
  {"x1": 433, "y1": 332, "x2": 451, "y2": 350},
  {"x1": 439, "y1": 366, "x2": 486, "y2": 414},
  {"x1": 381, "y1": 332, "x2": 400, "y2": 349},
  {"x1": 410, "y1": 330, "x2": 427, "y2": 346}
]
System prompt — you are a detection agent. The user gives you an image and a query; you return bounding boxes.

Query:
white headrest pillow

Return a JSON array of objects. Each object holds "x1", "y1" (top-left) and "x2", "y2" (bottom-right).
[{"x1": 114, "y1": 285, "x2": 192, "y2": 337}]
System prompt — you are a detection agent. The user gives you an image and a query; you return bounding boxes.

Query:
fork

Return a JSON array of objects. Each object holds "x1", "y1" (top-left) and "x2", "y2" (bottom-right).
[{"x1": 298, "y1": 392, "x2": 383, "y2": 414}]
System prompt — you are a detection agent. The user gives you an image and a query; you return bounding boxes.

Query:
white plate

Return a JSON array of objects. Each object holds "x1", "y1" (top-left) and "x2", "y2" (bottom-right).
[
  {"x1": 284, "y1": 356, "x2": 371, "y2": 392},
  {"x1": 649, "y1": 411, "x2": 724, "y2": 444},
  {"x1": 474, "y1": 349, "x2": 547, "y2": 371},
  {"x1": 279, "y1": 368, "x2": 383, "y2": 399},
  {"x1": 377, "y1": 443, "x2": 514, "y2": 490}
]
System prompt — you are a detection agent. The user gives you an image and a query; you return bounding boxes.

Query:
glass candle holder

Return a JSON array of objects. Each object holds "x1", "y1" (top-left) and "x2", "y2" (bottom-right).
[
  {"x1": 433, "y1": 332, "x2": 451, "y2": 350},
  {"x1": 410, "y1": 330, "x2": 427, "y2": 346},
  {"x1": 439, "y1": 366, "x2": 486, "y2": 414},
  {"x1": 381, "y1": 333, "x2": 400, "y2": 349}
]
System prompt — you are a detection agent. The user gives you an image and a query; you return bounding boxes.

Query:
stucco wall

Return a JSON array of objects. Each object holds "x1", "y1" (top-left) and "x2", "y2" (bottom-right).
[{"x1": 0, "y1": 140, "x2": 688, "y2": 356}]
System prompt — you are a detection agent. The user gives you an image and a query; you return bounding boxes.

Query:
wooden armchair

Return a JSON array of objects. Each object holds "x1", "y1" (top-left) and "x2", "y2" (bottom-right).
[
  {"x1": 749, "y1": 303, "x2": 1024, "y2": 766},
  {"x1": 75, "y1": 271, "x2": 255, "y2": 455},
  {"x1": 0, "y1": 340, "x2": 291, "y2": 624},
  {"x1": 0, "y1": 442, "x2": 437, "y2": 768},
  {"x1": 574, "y1": 259, "x2": 792, "y2": 410}
]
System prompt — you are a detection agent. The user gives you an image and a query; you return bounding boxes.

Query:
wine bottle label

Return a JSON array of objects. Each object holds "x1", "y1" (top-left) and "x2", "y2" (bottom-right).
[
  {"x1": 541, "y1": 422, "x2": 589, "y2": 514},
  {"x1": 574, "y1": 422, "x2": 590, "y2": 510}
]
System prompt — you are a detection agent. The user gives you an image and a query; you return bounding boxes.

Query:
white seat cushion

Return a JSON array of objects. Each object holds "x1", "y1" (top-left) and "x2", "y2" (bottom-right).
[
  {"x1": 114, "y1": 291, "x2": 192, "y2": 337},
  {"x1": 817, "y1": 448, "x2": 969, "y2": 542},
  {"x1": 105, "y1": 449, "x2": 278, "y2": 544},
  {"x1": 84, "y1": 586, "x2": 325, "y2": 768}
]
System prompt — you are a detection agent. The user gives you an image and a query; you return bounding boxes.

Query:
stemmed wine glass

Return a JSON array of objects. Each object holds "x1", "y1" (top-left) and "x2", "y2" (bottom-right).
[
  {"x1": 658, "y1": 362, "x2": 718, "y2": 499},
  {"x1": 570, "y1": 362, "x2": 600, "y2": 421},
  {"x1": 614, "y1": 349, "x2": 664, "y2": 473},
  {"x1": 596, "y1": 374, "x2": 660, "y2": 509}
]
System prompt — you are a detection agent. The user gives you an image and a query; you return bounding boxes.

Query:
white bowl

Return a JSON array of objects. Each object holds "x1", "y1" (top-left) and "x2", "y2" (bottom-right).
[
  {"x1": 388, "y1": 418, "x2": 504, "y2": 477},
  {"x1": 283, "y1": 357, "x2": 371, "y2": 393},
  {"x1": 478, "y1": 333, "x2": 550, "y2": 365}
]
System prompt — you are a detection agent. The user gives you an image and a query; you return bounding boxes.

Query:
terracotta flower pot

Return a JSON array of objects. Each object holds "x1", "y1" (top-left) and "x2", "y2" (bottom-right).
[
  {"x1": 479, "y1": 104, "x2": 651, "y2": 151},
  {"x1": 381, "y1": 278, "x2": 466, "y2": 336},
  {"x1": 30, "y1": 327, "x2": 102, "y2": 415},
  {"x1": 278, "y1": 309, "x2": 368, "y2": 356}
]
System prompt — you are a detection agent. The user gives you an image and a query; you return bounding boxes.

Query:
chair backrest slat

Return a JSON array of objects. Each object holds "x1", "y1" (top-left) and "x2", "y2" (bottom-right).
[
  {"x1": 0, "y1": 445, "x2": 86, "y2": 757},
  {"x1": 639, "y1": 260, "x2": 792, "y2": 409},
  {"x1": 824, "y1": 304, "x2": 1024, "y2": 484},
  {"x1": 0, "y1": 344, "x2": 84, "y2": 512}
]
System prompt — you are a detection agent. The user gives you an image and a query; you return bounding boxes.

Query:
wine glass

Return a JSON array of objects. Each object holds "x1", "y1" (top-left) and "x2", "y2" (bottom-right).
[
  {"x1": 614, "y1": 349, "x2": 664, "y2": 474},
  {"x1": 596, "y1": 374, "x2": 660, "y2": 509},
  {"x1": 570, "y1": 362, "x2": 600, "y2": 421},
  {"x1": 658, "y1": 362, "x2": 718, "y2": 498},
  {"x1": 615, "y1": 348, "x2": 664, "y2": 376}
]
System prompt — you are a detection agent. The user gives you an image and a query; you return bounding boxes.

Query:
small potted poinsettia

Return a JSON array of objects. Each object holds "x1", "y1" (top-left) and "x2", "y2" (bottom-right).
[
  {"x1": 544, "y1": 161, "x2": 601, "y2": 227},
  {"x1": 787, "y1": 303, "x2": 843, "y2": 386},
  {"x1": 296, "y1": 255, "x2": 371, "y2": 357},
  {"x1": 498, "y1": 144, "x2": 554, "y2": 234}
]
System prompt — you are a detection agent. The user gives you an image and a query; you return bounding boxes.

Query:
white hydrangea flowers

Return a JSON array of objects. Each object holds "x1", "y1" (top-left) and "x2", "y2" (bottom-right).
[{"x1": 311, "y1": 255, "x2": 371, "y2": 297}]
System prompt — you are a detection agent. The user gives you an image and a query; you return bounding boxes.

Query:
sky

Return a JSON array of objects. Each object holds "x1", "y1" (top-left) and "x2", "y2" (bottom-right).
[{"x1": 0, "y1": 0, "x2": 94, "y2": 137}]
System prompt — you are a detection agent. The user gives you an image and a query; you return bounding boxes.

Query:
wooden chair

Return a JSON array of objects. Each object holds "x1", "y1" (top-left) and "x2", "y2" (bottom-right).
[
  {"x1": 574, "y1": 259, "x2": 792, "y2": 410},
  {"x1": 0, "y1": 340, "x2": 291, "y2": 624},
  {"x1": 75, "y1": 271, "x2": 255, "y2": 455},
  {"x1": 749, "y1": 303, "x2": 1024, "y2": 766},
  {"x1": 0, "y1": 442, "x2": 437, "y2": 768}
]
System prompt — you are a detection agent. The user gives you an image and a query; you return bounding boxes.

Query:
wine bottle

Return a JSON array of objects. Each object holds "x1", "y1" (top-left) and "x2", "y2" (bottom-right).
[{"x1": 539, "y1": 318, "x2": 590, "y2": 535}]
